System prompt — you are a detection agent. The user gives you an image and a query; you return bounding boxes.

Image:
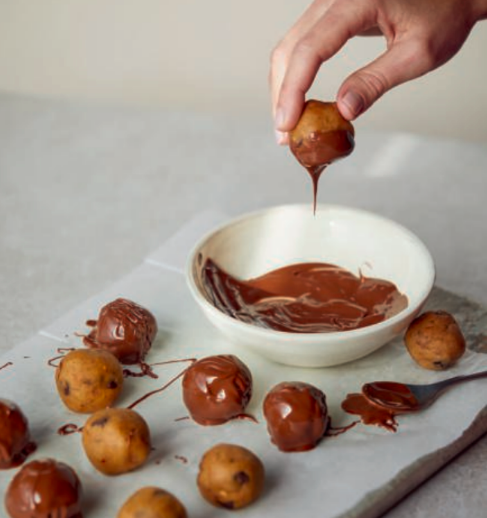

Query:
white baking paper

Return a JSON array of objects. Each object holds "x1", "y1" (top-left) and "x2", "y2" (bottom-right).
[{"x1": 1, "y1": 210, "x2": 487, "y2": 518}]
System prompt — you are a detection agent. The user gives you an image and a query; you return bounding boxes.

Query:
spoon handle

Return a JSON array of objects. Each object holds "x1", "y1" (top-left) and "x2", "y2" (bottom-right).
[{"x1": 433, "y1": 369, "x2": 487, "y2": 393}]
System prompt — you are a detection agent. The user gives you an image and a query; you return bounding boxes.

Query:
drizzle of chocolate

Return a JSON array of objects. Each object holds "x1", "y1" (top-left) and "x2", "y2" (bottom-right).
[
  {"x1": 201, "y1": 259, "x2": 408, "y2": 333},
  {"x1": 325, "y1": 421, "x2": 360, "y2": 437},
  {"x1": 123, "y1": 358, "x2": 195, "y2": 380},
  {"x1": 341, "y1": 393, "x2": 399, "y2": 432},
  {"x1": 174, "y1": 416, "x2": 190, "y2": 422},
  {"x1": 0, "y1": 361, "x2": 13, "y2": 371},
  {"x1": 174, "y1": 455, "x2": 188, "y2": 464},
  {"x1": 123, "y1": 362, "x2": 158, "y2": 379},
  {"x1": 47, "y1": 348, "x2": 75, "y2": 368},
  {"x1": 57, "y1": 424, "x2": 83, "y2": 436},
  {"x1": 127, "y1": 358, "x2": 196, "y2": 410}
]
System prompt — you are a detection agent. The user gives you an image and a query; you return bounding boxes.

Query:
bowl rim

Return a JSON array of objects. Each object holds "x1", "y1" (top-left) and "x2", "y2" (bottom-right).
[{"x1": 186, "y1": 203, "x2": 436, "y2": 341}]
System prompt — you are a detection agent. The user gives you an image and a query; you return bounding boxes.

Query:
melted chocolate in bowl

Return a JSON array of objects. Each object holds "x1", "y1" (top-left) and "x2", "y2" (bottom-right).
[{"x1": 201, "y1": 259, "x2": 408, "y2": 333}]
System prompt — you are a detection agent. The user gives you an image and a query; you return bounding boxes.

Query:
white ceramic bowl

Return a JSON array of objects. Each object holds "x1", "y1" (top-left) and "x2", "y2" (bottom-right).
[{"x1": 186, "y1": 204, "x2": 435, "y2": 367}]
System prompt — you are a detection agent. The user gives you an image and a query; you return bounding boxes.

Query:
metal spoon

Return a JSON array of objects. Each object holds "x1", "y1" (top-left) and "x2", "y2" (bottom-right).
[{"x1": 362, "y1": 370, "x2": 487, "y2": 413}]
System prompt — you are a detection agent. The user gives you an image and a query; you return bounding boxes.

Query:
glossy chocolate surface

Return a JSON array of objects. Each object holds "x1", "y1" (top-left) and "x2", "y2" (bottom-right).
[
  {"x1": 0, "y1": 399, "x2": 36, "y2": 470},
  {"x1": 83, "y1": 298, "x2": 157, "y2": 364},
  {"x1": 362, "y1": 381, "x2": 420, "y2": 412},
  {"x1": 289, "y1": 101, "x2": 355, "y2": 212},
  {"x1": 341, "y1": 393, "x2": 399, "y2": 432},
  {"x1": 5, "y1": 458, "x2": 82, "y2": 518},
  {"x1": 182, "y1": 355, "x2": 252, "y2": 425},
  {"x1": 263, "y1": 381, "x2": 329, "y2": 452},
  {"x1": 201, "y1": 259, "x2": 408, "y2": 333}
]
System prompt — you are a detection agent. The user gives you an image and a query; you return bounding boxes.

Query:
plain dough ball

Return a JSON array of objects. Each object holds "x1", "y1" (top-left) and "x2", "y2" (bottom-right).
[
  {"x1": 55, "y1": 348, "x2": 123, "y2": 413},
  {"x1": 82, "y1": 408, "x2": 151, "y2": 475},
  {"x1": 405, "y1": 310, "x2": 466, "y2": 370},
  {"x1": 197, "y1": 443, "x2": 265, "y2": 510},
  {"x1": 117, "y1": 487, "x2": 187, "y2": 518}
]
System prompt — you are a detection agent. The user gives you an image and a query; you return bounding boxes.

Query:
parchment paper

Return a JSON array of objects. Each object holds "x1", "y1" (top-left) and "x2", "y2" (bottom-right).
[{"x1": 1, "y1": 210, "x2": 487, "y2": 518}]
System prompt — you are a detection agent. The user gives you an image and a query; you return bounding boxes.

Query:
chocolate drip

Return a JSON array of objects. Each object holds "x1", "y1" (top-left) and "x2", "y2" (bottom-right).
[
  {"x1": 341, "y1": 393, "x2": 399, "y2": 432},
  {"x1": 127, "y1": 358, "x2": 196, "y2": 410},
  {"x1": 201, "y1": 259, "x2": 408, "y2": 333}
]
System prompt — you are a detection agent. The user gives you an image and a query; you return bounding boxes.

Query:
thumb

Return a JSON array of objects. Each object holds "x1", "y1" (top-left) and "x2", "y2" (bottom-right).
[{"x1": 337, "y1": 39, "x2": 433, "y2": 120}]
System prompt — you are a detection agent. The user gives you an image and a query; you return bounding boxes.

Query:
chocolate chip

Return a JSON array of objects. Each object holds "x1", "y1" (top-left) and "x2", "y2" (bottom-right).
[
  {"x1": 91, "y1": 416, "x2": 109, "y2": 428},
  {"x1": 107, "y1": 380, "x2": 118, "y2": 389},
  {"x1": 218, "y1": 500, "x2": 235, "y2": 509},
  {"x1": 234, "y1": 471, "x2": 250, "y2": 484},
  {"x1": 152, "y1": 488, "x2": 167, "y2": 497},
  {"x1": 63, "y1": 382, "x2": 70, "y2": 396}
]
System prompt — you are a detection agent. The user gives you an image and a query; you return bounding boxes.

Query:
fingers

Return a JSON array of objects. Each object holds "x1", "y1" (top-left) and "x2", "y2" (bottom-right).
[
  {"x1": 336, "y1": 38, "x2": 435, "y2": 119},
  {"x1": 270, "y1": 0, "x2": 332, "y2": 145},
  {"x1": 273, "y1": 1, "x2": 375, "y2": 137}
]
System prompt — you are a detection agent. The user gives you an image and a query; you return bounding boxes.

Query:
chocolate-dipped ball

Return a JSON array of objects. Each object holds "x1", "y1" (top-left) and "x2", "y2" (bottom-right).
[
  {"x1": 117, "y1": 487, "x2": 187, "y2": 518},
  {"x1": 263, "y1": 381, "x2": 329, "y2": 452},
  {"x1": 182, "y1": 355, "x2": 252, "y2": 425},
  {"x1": 0, "y1": 399, "x2": 36, "y2": 470},
  {"x1": 289, "y1": 100, "x2": 355, "y2": 171},
  {"x1": 405, "y1": 310, "x2": 466, "y2": 370},
  {"x1": 197, "y1": 443, "x2": 265, "y2": 510},
  {"x1": 55, "y1": 349, "x2": 124, "y2": 413},
  {"x1": 83, "y1": 298, "x2": 157, "y2": 364},
  {"x1": 82, "y1": 407, "x2": 151, "y2": 475},
  {"x1": 4, "y1": 458, "x2": 82, "y2": 518}
]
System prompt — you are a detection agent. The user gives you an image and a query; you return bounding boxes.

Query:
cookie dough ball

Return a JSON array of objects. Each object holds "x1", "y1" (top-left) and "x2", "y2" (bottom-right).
[
  {"x1": 405, "y1": 310, "x2": 466, "y2": 370},
  {"x1": 0, "y1": 399, "x2": 36, "y2": 469},
  {"x1": 289, "y1": 100, "x2": 355, "y2": 169},
  {"x1": 82, "y1": 408, "x2": 151, "y2": 475},
  {"x1": 55, "y1": 349, "x2": 124, "y2": 413},
  {"x1": 263, "y1": 381, "x2": 329, "y2": 452},
  {"x1": 83, "y1": 298, "x2": 158, "y2": 364},
  {"x1": 182, "y1": 355, "x2": 252, "y2": 425},
  {"x1": 197, "y1": 443, "x2": 265, "y2": 510},
  {"x1": 4, "y1": 458, "x2": 82, "y2": 518},
  {"x1": 117, "y1": 487, "x2": 187, "y2": 518}
]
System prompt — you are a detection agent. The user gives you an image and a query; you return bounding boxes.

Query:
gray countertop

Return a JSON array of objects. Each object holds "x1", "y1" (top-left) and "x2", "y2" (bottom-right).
[{"x1": 1, "y1": 92, "x2": 487, "y2": 517}]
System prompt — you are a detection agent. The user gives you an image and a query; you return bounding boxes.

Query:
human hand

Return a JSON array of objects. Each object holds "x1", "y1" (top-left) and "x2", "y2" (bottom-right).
[{"x1": 271, "y1": 0, "x2": 487, "y2": 144}]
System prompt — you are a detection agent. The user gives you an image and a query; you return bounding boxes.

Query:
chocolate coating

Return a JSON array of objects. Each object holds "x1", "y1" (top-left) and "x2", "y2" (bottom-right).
[
  {"x1": 4, "y1": 458, "x2": 82, "y2": 518},
  {"x1": 289, "y1": 100, "x2": 355, "y2": 212},
  {"x1": 182, "y1": 355, "x2": 252, "y2": 425},
  {"x1": 263, "y1": 382, "x2": 329, "y2": 452},
  {"x1": 0, "y1": 399, "x2": 36, "y2": 470},
  {"x1": 83, "y1": 298, "x2": 157, "y2": 364}
]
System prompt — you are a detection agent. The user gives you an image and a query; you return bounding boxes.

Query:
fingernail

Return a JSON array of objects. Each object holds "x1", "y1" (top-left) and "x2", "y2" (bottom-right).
[
  {"x1": 275, "y1": 130, "x2": 286, "y2": 145},
  {"x1": 340, "y1": 90, "x2": 365, "y2": 118},
  {"x1": 275, "y1": 107, "x2": 285, "y2": 129}
]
